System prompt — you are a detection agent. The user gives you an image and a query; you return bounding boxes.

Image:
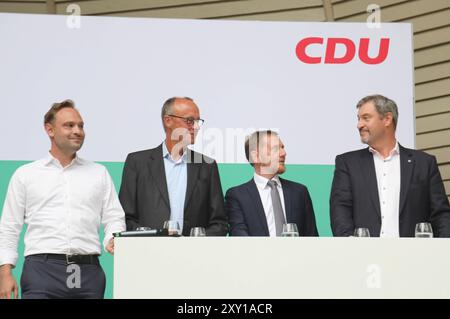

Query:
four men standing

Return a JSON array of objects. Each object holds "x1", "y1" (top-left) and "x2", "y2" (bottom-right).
[{"x1": 0, "y1": 94, "x2": 449, "y2": 299}]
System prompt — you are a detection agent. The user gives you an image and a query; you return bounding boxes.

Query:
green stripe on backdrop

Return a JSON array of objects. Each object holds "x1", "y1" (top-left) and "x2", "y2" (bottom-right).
[{"x1": 0, "y1": 160, "x2": 334, "y2": 299}]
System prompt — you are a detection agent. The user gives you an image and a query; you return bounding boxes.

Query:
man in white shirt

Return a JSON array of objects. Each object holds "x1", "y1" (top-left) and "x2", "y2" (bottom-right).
[
  {"x1": 330, "y1": 94, "x2": 450, "y2": 237},
  {"x1": 225, "y1": 130, "x2": 318, "y2": 236},
  {"x1": 0, "y1": 100, "x2": 126, "y2": 299}
]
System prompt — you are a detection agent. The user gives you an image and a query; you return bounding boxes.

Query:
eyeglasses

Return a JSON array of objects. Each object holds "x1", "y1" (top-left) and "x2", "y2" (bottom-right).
[{"x1": 167, "y1": 115, "x2": 205, "y2": 127}]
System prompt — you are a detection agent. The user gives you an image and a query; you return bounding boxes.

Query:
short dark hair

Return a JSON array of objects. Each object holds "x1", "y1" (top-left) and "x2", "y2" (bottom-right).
[
  {"x1": 245, "y1": 130, "x2": 278, "y2": 166},
  {"x1": 44, "y1": 99, "x2": 76, "y2": 125}
]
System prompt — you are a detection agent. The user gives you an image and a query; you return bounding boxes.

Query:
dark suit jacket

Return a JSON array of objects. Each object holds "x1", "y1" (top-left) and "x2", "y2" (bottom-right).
[
  {"x1": 225, "y1": 177, "x2": 318, "y2": 236},
  {"x1": 330, "y1": 144, "x2": 450, "y2": 237},
  {"x1": 119, "y1": 144, "x2": 228, "y2": 236}
]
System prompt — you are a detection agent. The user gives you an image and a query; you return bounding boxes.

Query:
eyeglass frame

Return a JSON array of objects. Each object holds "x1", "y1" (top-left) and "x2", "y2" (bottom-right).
[{"x1": 166, "y1": 114, "x2": 205, "y2": 127}]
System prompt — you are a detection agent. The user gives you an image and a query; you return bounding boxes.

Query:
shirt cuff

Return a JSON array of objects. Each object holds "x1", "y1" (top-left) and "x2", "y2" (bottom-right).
[
  {"x1": 0, "y1": 249, "x2": 18, "y2": 268},
  {"x1": 103, "y1": 234, "x2": 113, "y2": 252}
]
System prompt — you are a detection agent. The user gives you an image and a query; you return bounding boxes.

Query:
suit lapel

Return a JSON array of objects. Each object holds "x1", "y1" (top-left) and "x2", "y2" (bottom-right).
[
  {"x1": 399, "y1": 145, "x2": 414, "y2": 216},
  {"x1": 280, "y1": 178, "x2": 292, "y2": 222},
  {"x1": 246, "y1": 180, "x2": 270, "y2": 235},
  {"x1": 184, "y1": 150, "x2": 201, "y2": 211},
  {"x1": 149, "y1": 144, "x2": 170, "y2": 209},
  {"x1": 359, "y1": 148, "x2": 382, "y2": 218}
]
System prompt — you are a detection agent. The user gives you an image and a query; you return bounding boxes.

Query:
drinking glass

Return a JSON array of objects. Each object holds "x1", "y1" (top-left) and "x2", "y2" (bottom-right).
[
  {"x1": 354, "y1": 228, "x2": 370, "y2": 237},
  {"x1": 163, "y1": 220, "x2": 181, "y2": 236},
  {"x1": 415, "y1": 222, "x2": 433, "y2": 238},
  {"x1": 281, "y1": 223, "x2": 299, "y2": 237},
  {"x1": 190, "y1": 227, "x2": 206, "y2": 237}
]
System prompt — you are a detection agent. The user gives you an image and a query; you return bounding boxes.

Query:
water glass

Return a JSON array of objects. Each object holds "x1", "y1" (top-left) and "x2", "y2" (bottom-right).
[
  {"x1": 281, "y1": 223, "x2": 299, "y2": 237},
  {"x1": 415, "y1": 222, "x2": 433, "y2": 238},
  {"x1": 354, "y1": 228, "x2": 370, "y2": 237},
  {"x1": 163, "y1": 220, "x2": 181, "y2": 236},
  {"x1": 190, "y1": 227, "x2": 206, "y2": 237}
]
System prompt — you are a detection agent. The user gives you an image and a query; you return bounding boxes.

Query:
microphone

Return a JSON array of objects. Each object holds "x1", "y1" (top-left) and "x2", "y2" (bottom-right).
[{"x1": 113, "y1": 228, "x2": 170, "y2": 237}]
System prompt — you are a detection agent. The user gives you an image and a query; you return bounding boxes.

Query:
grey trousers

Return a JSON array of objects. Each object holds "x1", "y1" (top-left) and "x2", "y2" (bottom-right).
[{"x1": 20, "y1": 255, "x2": 106, "y2": 299}]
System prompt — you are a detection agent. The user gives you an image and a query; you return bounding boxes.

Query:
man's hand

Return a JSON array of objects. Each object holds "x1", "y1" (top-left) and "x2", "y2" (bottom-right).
[
  {"x1": 106, "y1": 238, "x2": 115, "y2": 255},
  {"x1": 0, "y1": 265, "x2": 18, "y2": 299}
]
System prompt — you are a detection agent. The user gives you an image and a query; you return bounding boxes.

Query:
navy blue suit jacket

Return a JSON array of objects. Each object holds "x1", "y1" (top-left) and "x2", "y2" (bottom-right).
[
  {"x1": 330, "y1": 145, "x2": 450, "y2": 237},
  {"x1": 225, "y1": 177, "x2": 318, "y2": 236}
]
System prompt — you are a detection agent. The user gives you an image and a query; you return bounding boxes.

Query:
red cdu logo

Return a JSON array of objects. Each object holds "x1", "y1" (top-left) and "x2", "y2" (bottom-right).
[{"x1": 295, "y1": 37, "x2": 390, "y2": 64}]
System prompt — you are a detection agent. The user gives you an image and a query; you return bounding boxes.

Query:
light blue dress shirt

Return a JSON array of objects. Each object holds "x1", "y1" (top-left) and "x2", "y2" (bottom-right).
[{"x1": 162, "y1": 142, "x2": 187, "y2": 231}]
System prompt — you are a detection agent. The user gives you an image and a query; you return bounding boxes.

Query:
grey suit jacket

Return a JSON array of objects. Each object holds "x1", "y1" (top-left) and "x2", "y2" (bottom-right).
[{"x1": 119, "y1": 144, "x2": 228, "y2": 236}]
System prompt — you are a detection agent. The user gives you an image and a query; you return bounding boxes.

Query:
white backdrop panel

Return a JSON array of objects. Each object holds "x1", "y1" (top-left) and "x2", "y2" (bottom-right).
[{"x1": 0, "y1": 14, "x2": 414, "y2": 163}]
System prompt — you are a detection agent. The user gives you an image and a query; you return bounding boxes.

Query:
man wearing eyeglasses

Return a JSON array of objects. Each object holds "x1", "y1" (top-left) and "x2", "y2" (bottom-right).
[{"x1": 118, "y1": 97, "x2": 228, "y2": 236}]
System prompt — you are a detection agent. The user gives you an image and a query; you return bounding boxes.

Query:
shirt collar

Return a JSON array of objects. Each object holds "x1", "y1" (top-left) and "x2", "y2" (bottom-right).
[
  {"x1": 162, "y1": 141, "x2": 187, "y2": 163},
  {"x1": 253, "y1": 172, "x2": 281, "y2": 189},
  {"x1": 43, "y1": 151, "x2": 83, "y2": 168},
  {"x1": 369, "y1": 141, "x2": 400, "y2": 160},
  {"x1": 162, "y1": 142, "x2": 169, "y2": 158}
]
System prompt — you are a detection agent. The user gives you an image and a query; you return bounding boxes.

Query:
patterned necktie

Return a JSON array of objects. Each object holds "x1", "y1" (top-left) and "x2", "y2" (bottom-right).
[{"x1": 267, "y1": 180, "x2": 286, "y2": 236}]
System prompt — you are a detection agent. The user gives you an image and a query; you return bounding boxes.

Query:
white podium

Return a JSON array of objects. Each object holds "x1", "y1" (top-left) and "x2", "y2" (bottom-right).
[{"x1": 114, "y1": 237, "x2": 450, "y2": 299}]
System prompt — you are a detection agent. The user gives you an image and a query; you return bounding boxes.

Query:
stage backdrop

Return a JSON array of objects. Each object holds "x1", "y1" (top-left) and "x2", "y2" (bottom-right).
[{"x1": 0, "y1": 13, "x2": 414, "y2": 298}]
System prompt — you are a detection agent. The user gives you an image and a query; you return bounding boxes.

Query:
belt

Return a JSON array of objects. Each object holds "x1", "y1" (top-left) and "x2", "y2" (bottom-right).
[{"x1": 30, "y1": 253, "x2": 100, "y2": 265}]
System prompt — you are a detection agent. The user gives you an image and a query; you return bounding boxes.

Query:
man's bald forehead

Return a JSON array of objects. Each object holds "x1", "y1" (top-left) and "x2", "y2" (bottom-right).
[{"x1": 173, "y1": 98, "x2": 199, "y2": 111}]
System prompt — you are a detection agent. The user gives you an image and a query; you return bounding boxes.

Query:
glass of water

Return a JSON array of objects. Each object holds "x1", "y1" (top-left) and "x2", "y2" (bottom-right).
[
  {"x1": 190, "y1": 227, "x2": 206, "y2": 237},
  {"x1": 415, "y1": 222, "x2": 433, "y2": 238},
  {"x1": 163, "y1": 220, "x2": 181, "y2": 236},
  {"x1": 281, "y1": 223, "x2": 299, "y2": 237},
  {"x1": 354, "y1": 228, "x2": 370, "y2": 237}
]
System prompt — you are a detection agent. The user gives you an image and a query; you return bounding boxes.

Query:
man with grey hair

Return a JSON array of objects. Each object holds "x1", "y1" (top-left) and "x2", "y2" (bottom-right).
[
  {"x1": 330, "y1": 94, "x2": 450, "y2": 237},
  {"x1": 119, "y1": 97, "x2": 228, "y2": 236}
]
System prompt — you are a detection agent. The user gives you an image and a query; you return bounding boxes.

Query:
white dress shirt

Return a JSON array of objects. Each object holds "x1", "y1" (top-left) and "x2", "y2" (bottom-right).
[
  {"x1": 369, "y1": 142, "x2": 401, "y2": 237},
  {"x1": 0, "y1": 153, "x2": 126, "y2": 266},
  {"x1": 253, "y1": 173, "x2": 287, "y2": 237}
]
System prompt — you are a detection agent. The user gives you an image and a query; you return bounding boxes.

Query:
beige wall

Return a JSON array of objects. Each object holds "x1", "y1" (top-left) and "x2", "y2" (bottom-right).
[{"x1": 1, "y1": 0, "x2": 449, "y2": 198}]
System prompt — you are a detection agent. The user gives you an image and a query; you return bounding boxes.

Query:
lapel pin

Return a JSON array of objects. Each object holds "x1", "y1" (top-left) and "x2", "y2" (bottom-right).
[{"x1": 408, "y1": 159, "x2": 412, "y2": 163}]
